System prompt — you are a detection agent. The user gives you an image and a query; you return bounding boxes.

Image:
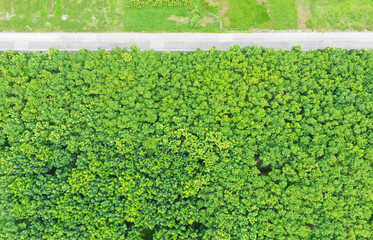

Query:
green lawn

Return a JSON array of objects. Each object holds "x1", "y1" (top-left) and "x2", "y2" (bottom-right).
[
  {"x1": 269, "y1": 0, "x2": 298, "y2": 29},
  {"x1": 226, "y1": 0, "x2": 298, "y2": 30},
  {"x1": 0, "y1": 0, "x2": 371, "y2": 32},
  {"x1": 306, "y1": 0, "x2": 373, "y2": 31},
  {"x1": 0, "y1": 0, "x2": 220, "y2": 32},
  {"x1": 226, "y1": 0, "x2": 269, "y2": 29}
]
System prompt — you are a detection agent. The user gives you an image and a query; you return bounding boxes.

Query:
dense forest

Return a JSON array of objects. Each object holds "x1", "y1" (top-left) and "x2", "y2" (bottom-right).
[{"x1": 0, "y1": 46, "x2": 372, "y2": 239}]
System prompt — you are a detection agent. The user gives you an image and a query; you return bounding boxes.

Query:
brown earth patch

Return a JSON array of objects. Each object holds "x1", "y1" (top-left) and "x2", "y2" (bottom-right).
[
  {"x1": 204, "y1": 0, "x2": 231, "y2": 26},
  {"x1": 167, "y1": 15, "x2": 189, "y2": 25},
  {"x1": 201, "y1": 15, "x2": 216, "y2": 27},
  {"x1": 257, "y1": 0, "x2": 267, "y2": 4},
  {"x1": 297, "y1": 0, "x2": 311, "y2": 28},
  {"x1": 0, "y1": 12, "x2": 16, "y2": 20}
]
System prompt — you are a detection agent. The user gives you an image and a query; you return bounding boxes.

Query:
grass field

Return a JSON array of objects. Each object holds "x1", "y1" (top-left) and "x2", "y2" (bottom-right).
[
  {"x1": 226, "y1": 0, "x2": 269, "y2": 29},
  {"x1": 269, "y1": 0, "x2": 298, "y2": 29},
  {"x1": 0, "y1": 0, "x2": 220, "y2": 32},
  {"x1": 227, "y1": 0, "x2": 298, "y2": 30},
  {"x1": 306, "y1": 0, "x2": 373, "y2": 31},
  {"x1": 0, "y1": 0, "x2": 372, "y2": 32}
]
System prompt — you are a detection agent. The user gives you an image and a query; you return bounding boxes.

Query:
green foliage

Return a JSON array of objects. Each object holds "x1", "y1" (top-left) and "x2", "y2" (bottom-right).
[
  {"x1": 127, "y1": 0, "x2": 192, "y2": 8},
  {"x1": 188, "y1": 5, "x2": 205, "y2": 28},
  {"x1": 0, "y1": 46, "x2": 373, "y2": 239}
]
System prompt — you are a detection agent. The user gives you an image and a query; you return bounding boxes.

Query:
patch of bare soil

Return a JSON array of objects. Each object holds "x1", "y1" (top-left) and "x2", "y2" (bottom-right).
[
  {"x1": 0, "y1": 10, "x2": 16, "y2": 20},
  {"x1": 201, "y1": 15, "x2": 216, "y2": 27},
  {"x1": 297, "y1": 0, "x2": 311, "y2": 28},
  {"x1": 204, "y1": 0, "x2": 231, "y2": 26},
  {"x1": 257, "y1": 0, "x2": 267, "y2": 4},
  {"x1": 167, "y1": 15, "x2": 189, "y2": 25}
]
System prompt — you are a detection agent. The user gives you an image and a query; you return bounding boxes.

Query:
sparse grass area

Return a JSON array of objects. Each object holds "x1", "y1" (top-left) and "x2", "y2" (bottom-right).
[
  {"x1": 306, "y1": 0, "x2": 373, "y2": 31},
  {"x1": 0, "y1": 0, "x2": 372, "y2": 32},
  {"x1": 296, "y1": 0, "x2": 311, "y2": 28}
]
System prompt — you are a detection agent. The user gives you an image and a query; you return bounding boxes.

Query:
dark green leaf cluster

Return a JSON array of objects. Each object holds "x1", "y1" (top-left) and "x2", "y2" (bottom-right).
[{"x1": 0, "y1": 46, "x2": 372, "y2": 239}]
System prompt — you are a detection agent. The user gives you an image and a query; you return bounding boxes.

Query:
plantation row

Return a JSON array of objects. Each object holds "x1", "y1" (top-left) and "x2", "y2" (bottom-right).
[{"x1": 0, "y1": 46, "x2": 372, "y2": 239}]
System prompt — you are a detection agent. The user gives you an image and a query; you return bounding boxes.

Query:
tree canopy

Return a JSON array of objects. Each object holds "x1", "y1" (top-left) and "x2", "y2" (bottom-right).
[{"x1": 0, "y1": 46, "x2": 372, "y2": 239}]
